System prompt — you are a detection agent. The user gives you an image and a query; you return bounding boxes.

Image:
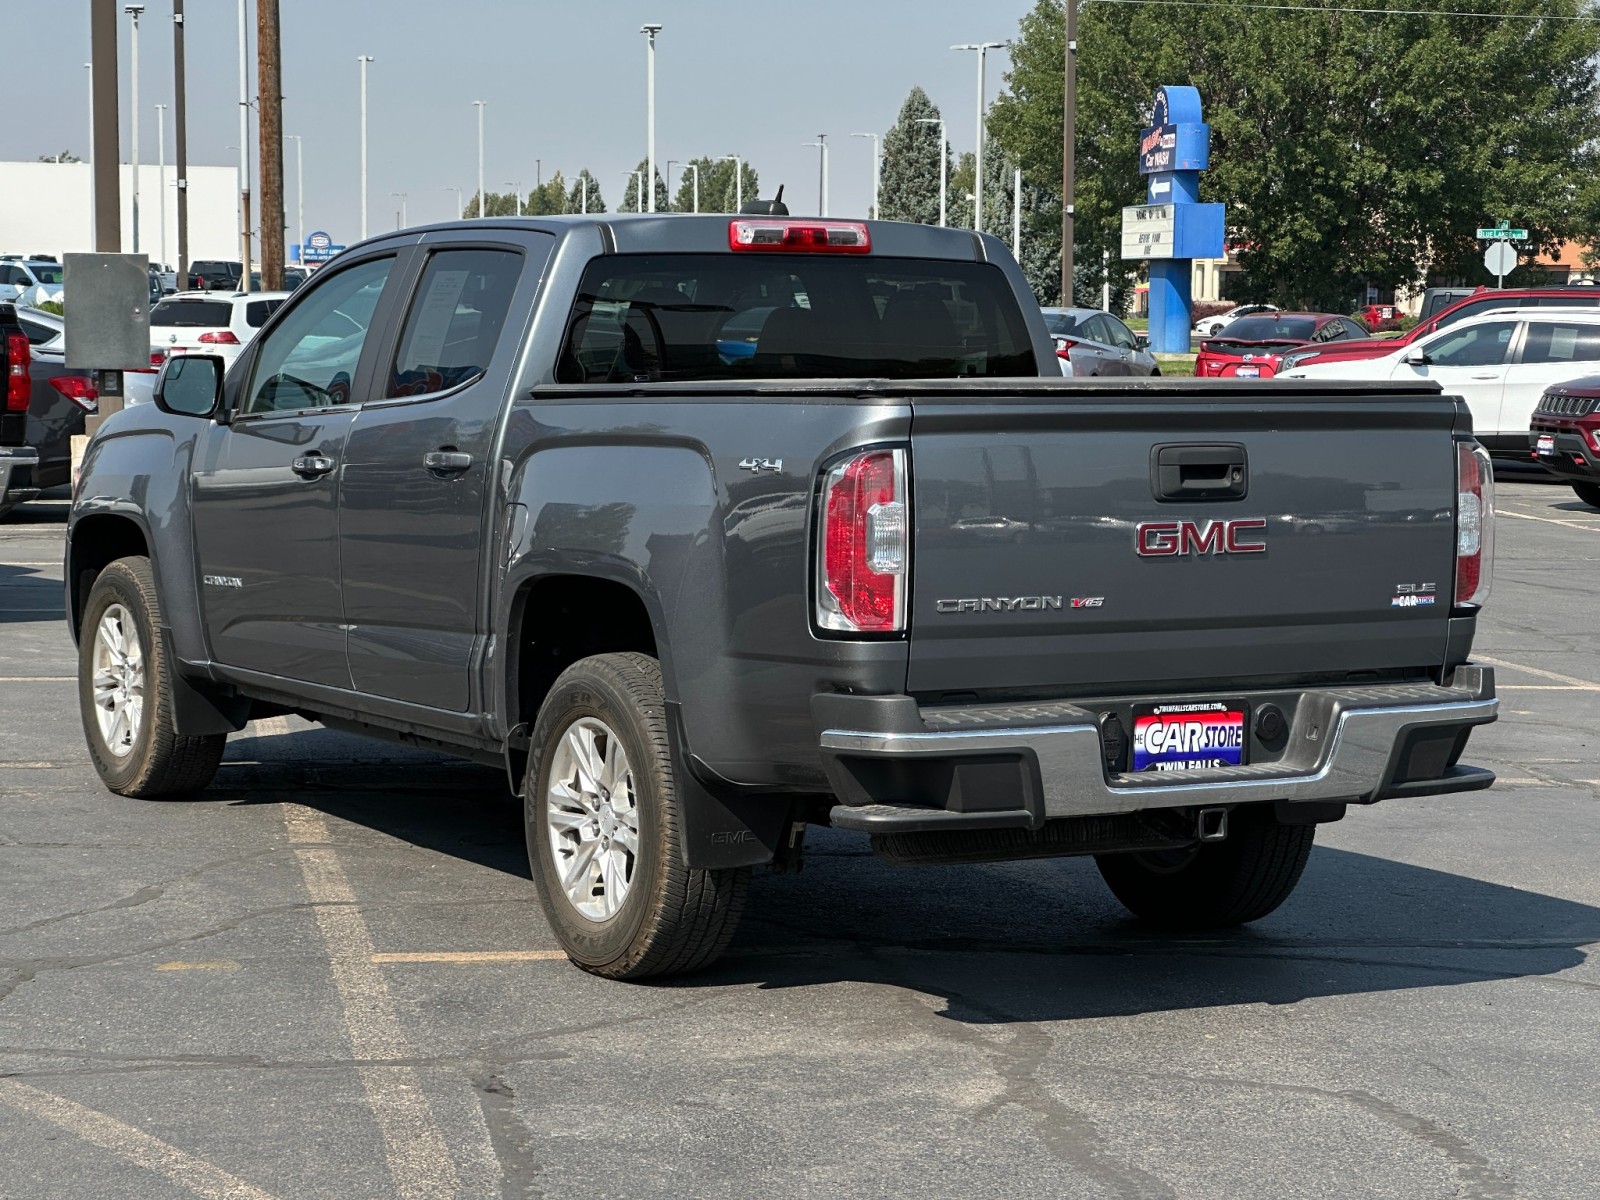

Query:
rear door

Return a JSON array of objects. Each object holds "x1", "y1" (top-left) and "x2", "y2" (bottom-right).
[
  {"x1": 1499, "y1": 319, "x2": 1600, "y2": 438},
  {"x1": 906, "y1": 387, "x2": 1460, "y2": 696},
  {"x1": 338, "y1": 235, "x2": 547, "y2": 712}
]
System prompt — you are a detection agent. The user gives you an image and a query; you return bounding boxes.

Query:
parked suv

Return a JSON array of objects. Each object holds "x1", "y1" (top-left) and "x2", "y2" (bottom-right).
[
  {"x1": 148, "y1": 291, "x2": 291, "y2": 370},
  {"x1": 0, "y1": 260, "x2": 64, "y2": 306},
  {"x1": 1530, "y1": 377, "x2": 1600, "y2": 508}
]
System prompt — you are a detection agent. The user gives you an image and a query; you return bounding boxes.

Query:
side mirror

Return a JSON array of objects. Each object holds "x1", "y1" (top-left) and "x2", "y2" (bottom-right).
[
  {"x1": 154, "y1": 353, "x2": 225, "y2": 418},
  {"x1": 1135, "y1": 333, "x2": 1150, "y2": 350},
  {"x1": 1403, "y1": 347, "x2": 1430, "y2": 367}
]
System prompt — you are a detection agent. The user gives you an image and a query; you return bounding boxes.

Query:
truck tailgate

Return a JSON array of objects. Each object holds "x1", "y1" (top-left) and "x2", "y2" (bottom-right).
[{"x1": 907, "y1": 383, "x2": 1464, "y2": 696}]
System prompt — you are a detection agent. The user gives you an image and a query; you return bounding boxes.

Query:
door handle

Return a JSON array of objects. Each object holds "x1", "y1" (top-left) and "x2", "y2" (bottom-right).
[
  {"x1": 423, "y1": 450, "x2": 473, "y2": 475},
  {"x1": 290, "y1": 454, "x2": 336, "y2": 478},
  {"x1": 1470, "y1": 373, "x2": 1501, "y2": 380}
]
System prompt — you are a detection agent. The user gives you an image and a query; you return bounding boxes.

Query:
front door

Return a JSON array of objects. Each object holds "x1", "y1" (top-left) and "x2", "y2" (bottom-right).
[
  {"x1": 339, "y1": 238, "x2": 544, "y2": 712},
  {"x1": 191, "y1": 254, "x2": 399, "y2": 688},
  {"x1": 1392, "y1": 319, "x2": 1516, "y2": 437}
]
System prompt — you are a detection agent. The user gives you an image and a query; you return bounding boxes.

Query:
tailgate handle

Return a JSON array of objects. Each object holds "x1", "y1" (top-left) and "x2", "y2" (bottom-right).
[{"x1": 1152, "y1": 443, "x2": 1248, "y2": 501}]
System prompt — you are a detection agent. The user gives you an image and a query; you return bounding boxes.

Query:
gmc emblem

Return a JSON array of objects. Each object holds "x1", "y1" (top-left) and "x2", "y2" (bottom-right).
[{"x1": 1135, "y1": 518, "x2": 1268, "y2": 557}]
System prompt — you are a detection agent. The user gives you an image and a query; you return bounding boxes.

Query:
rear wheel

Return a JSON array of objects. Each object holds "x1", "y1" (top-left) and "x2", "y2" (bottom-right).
[
  {"x1": 1572, "y1": 481, "x2": 1600, "y2": 510},
  {"x1": 1094, "y1": 806, "x2": 1314, "y2": 928},
  {"x1": 525, "y1": 652, "x2": 749, "y2": 980},
  {"x1": 77, "y1": 557, "x2": 227, "y2": 796}
]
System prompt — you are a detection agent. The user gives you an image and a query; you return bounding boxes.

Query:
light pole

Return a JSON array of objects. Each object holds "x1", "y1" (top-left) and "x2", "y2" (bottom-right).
[
  {"x1": 916, "y1": 118, "x2": 947, "y2": 227},
  {"x1": 126, "y1": 5, "x2": 144, "y2": 254},
  {"x1": 953, "y1": 42, "x2": 1004, "y2": 234},
  {"x1": 666, "y1": 160, "x2": 678, "y2": 211},
  {"x1": 688, "y1": 161, "x2": 700, "y2": 214},
  {"x1": 391, "y1": 192, "x2": 406, "y2": 228},
  {"x1": 851, "y1": 132, "x2": 879, "y2": 218},
  {"x1": 286, "y1": 133, "x2": 303, "y2": 262},
  {"x1": 802, "y1": 135, "x2": 828, "y2": 217},
  {"x1": 641, "y1": 24, "x2": 661, "y2": 213},
  {"x1": 723, "y1": 155, "x2": 742, "y2": 211},
  {"x1": 1013, "y1": 167, "x2": 1022, "y2": 259},
  {"x1": 84, "y1": 63, "x2": 93, "y2": 166},
  {"x1": 357, "y1": 55, "x2": 373, "y2": 239},
  {"x1": 155, "y1": 102, "x2": 167, "y2": 271},
  {"x1": 442, "y1": 185, "x2": 463, "y2": 220},
  {"x1": 505, "y1": 182, "x2": 521, "y2": 216},
  {"x1": 473, "y1": 100, "x2": 486, "y2": 216},
  {"x1": 578, "y1": 173, "x2": 589, "y2": 215},
  {"x1": 235, "y1": 0, "x2": 250, "y2": 287}
]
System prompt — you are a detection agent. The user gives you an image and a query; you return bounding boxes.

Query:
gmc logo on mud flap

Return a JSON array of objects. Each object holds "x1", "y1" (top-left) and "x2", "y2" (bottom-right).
[{"x1": 1135, "y1": 519, "x2": 1268, "y2": 557}]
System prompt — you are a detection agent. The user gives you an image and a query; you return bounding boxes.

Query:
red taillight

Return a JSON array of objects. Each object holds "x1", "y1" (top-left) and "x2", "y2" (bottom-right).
[
  {"x1": 197, "y1": 330, "x2": 240, "y2": 345},
  {"x1": 729, "y1": 219, "x2": 871, "y2": 253},
  {"x1": 5, "y1": 331, "x2": 29, "y2": 412},
  {"x1": 137, "y1": 350, "x2": 166, "y2": 374},
  {"x1": 1455, "y1": 441, "x2": 1494, "y2": 606},
  {"x1": 48, "y1": 375, "x2": 99, "y2": 411},
  {"x1": 1054, "y1": 339, "x2": 1078, "y2": 360},
  {"x1": 816, "y1": 448, "x2": 907, "y2": 633}
]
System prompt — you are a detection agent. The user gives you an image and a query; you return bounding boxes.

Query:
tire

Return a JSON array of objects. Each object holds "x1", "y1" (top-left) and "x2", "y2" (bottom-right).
[
  {"x1": 77, "y1": 557, "x2": 227, "y2": 797},
  {"x1": 0, "y1": 503, "x2": 15, "y2": 522},
  {"x1": 1094, "y1": 806, "x2": 1314, "y2": 928},
  {"x1": 525, "y1": 652, "x2": 749, "y2": 980},
  {"x1": 1572, "y1": 481, "x2": 1600, "y2": 510}
]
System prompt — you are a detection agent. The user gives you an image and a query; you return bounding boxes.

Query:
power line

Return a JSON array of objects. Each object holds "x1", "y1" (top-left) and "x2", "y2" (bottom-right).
[{"x1": 1090, "y1": 0, "x2": 1600, "y2": 19}]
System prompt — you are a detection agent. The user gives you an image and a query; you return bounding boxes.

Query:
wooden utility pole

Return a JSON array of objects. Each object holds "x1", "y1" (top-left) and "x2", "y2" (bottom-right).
[
  {"x1": 174, "y1": 0, "x2": 188, "y2": 286},
  {"x1": 257, "y1": 0, "x2": 284, "y2": 290},
  {"x1": 1061, "y1": 0, "x2": 1077, "y2": 305},
  {"x1": 90, "y1": 0, "x2": 121, "y2": 251}
]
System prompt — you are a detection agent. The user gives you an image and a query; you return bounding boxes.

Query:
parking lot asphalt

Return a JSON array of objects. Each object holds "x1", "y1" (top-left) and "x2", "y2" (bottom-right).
[{"x1": 1, "y1": 479, "x2": 1597, "y2": 1200}]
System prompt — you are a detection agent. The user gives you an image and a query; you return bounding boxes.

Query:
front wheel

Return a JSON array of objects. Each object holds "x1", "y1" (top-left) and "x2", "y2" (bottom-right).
[
  {"x1": 1572, "y1": 481, "x2": 1600, "y2": 510},
  {"x1": 1094, "y1": 806, "x2": 1314, "y2": 928},
  {"x1": 525, "y1": 653, "x2": 749, "y2": 980},
  {"x1": 77, "y1": 557, "x2": 227, "y2": 796}
]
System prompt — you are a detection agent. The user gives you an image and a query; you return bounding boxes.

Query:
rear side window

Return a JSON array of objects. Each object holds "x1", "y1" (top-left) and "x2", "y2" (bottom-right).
[
  {"x1": 1043, "y1": 311, "x2": 1086, "y2": 338},
  {"x1": 556, "y1": 254, "x2": 1037, "y2": 383},
  {"x1": 245, "y1": 300, "x2": 282, "y2": 328},
  {"x1": 1519, "y1": 322, "x2": 1600, "y2": 364},
  {"x1": 387, "y1": 248, "x2": 522, "y2": 398},
  {"x1": 18, "y1": 317, "x2": 58, "y2": 345},
  {"x1": 152, "y1": 300, "x2": 232, "y2": 327}
]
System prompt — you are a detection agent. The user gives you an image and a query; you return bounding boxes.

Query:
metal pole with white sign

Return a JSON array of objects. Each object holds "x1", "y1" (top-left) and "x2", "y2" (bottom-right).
[{"x1": 1484, "y1": 241, "x2": 1517, "y2": 289}]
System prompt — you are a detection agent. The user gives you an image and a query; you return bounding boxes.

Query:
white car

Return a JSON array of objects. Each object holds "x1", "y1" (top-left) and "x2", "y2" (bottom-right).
[
  {"x1": 1191, "y1": 303, "x2": 1278, "y2": 340},
  {"x1": 1282, "y1": 307, "x2": 1600, "y2": 456},
  {"x1": 149, "y1": 290, "x2": 290, "y2": 369},
  {"x1": 0, "y1": 259, "x2": 65, "y2": 307}
]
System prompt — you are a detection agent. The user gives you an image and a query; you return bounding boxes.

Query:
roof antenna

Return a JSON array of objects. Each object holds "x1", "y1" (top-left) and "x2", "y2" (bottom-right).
[{"x1": 739, "y1": 184, "x2": 789, "y2": 217}]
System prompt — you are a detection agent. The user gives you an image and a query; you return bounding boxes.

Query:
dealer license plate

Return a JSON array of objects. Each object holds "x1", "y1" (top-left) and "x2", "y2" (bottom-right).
[
  {"x1": 1132, "y1": 701, "x2": 1248, "y2": 772},
  {"x1": 1234, "y1": 365, "x2": 1261, "y2": 378},
  {"x1": 1536, "y1": 434, "x2": 1556, "y2": 456}
]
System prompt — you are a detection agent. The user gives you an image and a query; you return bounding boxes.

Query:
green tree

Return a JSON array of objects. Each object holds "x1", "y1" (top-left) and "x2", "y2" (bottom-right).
[
  {"x1": 621, "y1": 160, "x2": 672, "y2": 214},
  {"x1": 524, "y1": 171, "x2": 568, "y2": 216},
  {"x1": 567, "y1": 170, "x2": 607, "y2": 214},
  {"x1": 991, "y1": 0, "x2": 1600, "y2": 310},
  {"x1": 880, "y1": 87, "x2": 954, "y2": 226},
  {"x1": 671, "y1": 156, "x2": 759, "y2": 213}
]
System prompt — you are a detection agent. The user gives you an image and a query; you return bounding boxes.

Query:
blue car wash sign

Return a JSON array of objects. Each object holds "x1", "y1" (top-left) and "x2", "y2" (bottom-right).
[
  {"x1": 1122, "y1": 86, "x2": 1226, "y2": 353},
  {"x1": 301, "y1": 230, "x2": 346, "y2": 265}
]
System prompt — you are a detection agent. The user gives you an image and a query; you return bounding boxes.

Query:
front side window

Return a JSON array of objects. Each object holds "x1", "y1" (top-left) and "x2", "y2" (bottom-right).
[
  {"x1": 242, "y1": 256, "x2": 393, "y2": 415},
  {"x1": 386, "y1": 248, "x2": 522, "y2": 398},
  {"x1": 1423, "y1": 320, "x2": 1515, "y2": 368},
  {"x1": 556, "y1": 254, "x2": 1036, "y2": 383}
]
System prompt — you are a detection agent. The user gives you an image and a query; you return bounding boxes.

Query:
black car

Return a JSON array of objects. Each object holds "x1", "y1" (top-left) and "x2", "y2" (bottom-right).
[{"x1": 188, "y1": 260, "x2": 244, "y2": 291}]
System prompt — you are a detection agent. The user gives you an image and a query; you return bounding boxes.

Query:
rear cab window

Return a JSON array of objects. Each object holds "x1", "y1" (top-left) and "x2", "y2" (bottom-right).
[
  {"x1": 387, "y1": 248, "x2": 523, "y2": 398},
  {"x1": 556, "y1": 254, "x2": 1037, "y2": 383}
]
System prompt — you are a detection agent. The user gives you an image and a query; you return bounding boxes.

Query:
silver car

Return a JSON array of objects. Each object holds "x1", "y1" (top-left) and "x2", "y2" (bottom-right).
[{"x1": 1041, "y1": 307, "x2": 1160, "y2": 376}]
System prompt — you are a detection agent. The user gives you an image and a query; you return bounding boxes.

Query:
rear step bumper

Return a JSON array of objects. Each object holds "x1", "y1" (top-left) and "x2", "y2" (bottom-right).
[
  {"x1": 0, "y1": 447, "x2": 41, "y2": 506},
  {"x1": 816, "y1": 668, "x2": 1497, "y2": 834}
]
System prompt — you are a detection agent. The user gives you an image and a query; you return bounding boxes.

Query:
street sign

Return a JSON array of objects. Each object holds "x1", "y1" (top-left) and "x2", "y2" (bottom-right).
[
  {"x1": 1483, "y1": 241, "x2": 1517, "y2": 283},
  {"x1": 1477, "y1": 227, "x2": 1528, "y2": 240}
]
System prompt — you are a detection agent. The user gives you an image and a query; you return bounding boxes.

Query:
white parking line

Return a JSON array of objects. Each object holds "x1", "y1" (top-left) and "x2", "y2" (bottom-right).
[
  {"x1": 283, "y1": 806, "x2": 460, "y2": 1200},
  {"x1": 1496, "y1": 508, "x2": 1600, "y2": 533},
  {"x1": 0, "y1": 1079, "x2": 280, "y2": 1200},
  {"x1": 1476, "y1": 655, "x2": 1600, "y2": 691}
]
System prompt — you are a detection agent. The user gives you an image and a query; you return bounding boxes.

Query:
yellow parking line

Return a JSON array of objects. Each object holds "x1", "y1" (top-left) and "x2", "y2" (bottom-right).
[
  {"x1": 370, "y1": 950, "x2": 567, "y2": 964},
  {"x1": 0, "y1": 676, "x2": 73, "y2": 682}
]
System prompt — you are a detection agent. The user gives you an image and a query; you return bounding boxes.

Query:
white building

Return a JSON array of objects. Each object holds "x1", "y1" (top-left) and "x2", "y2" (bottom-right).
[{"x1": 0, "y1": 160, "x2": 246, "y2": 267}]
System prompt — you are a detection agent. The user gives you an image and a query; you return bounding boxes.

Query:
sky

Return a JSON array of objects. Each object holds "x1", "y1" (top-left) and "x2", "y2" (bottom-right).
[{"x1": 9, "y1": 0, "x2": 1041, "y2": 245}]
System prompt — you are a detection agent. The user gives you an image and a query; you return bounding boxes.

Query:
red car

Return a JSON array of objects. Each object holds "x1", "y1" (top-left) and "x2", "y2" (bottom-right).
[
  {"x1": 1281, "y1": 285, "x2": 1600, "y2": 374},
  {"x1": 1195, "y1": 312, "x2": 1367, "y2": 379},
  {"x1": 1529, "y1": 377, "x2": 1600, "y2": 509},
  {"x1": 1358, "y1": 303, "x2": 1401, "y2": 332}
]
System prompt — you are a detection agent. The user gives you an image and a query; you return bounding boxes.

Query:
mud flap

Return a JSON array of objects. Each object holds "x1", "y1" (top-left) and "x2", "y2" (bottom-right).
[
  {"x1": 666, "y1": 700, "x2": 792, "y2": 869},
  {"x1": 164, "y1": 634, "x2": 251, "y2": 735}
]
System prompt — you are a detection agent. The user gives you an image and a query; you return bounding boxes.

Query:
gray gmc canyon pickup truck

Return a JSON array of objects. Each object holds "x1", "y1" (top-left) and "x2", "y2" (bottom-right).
[{"x1": 67, "y1": 214, "x2": 1499, "y2": 979}]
